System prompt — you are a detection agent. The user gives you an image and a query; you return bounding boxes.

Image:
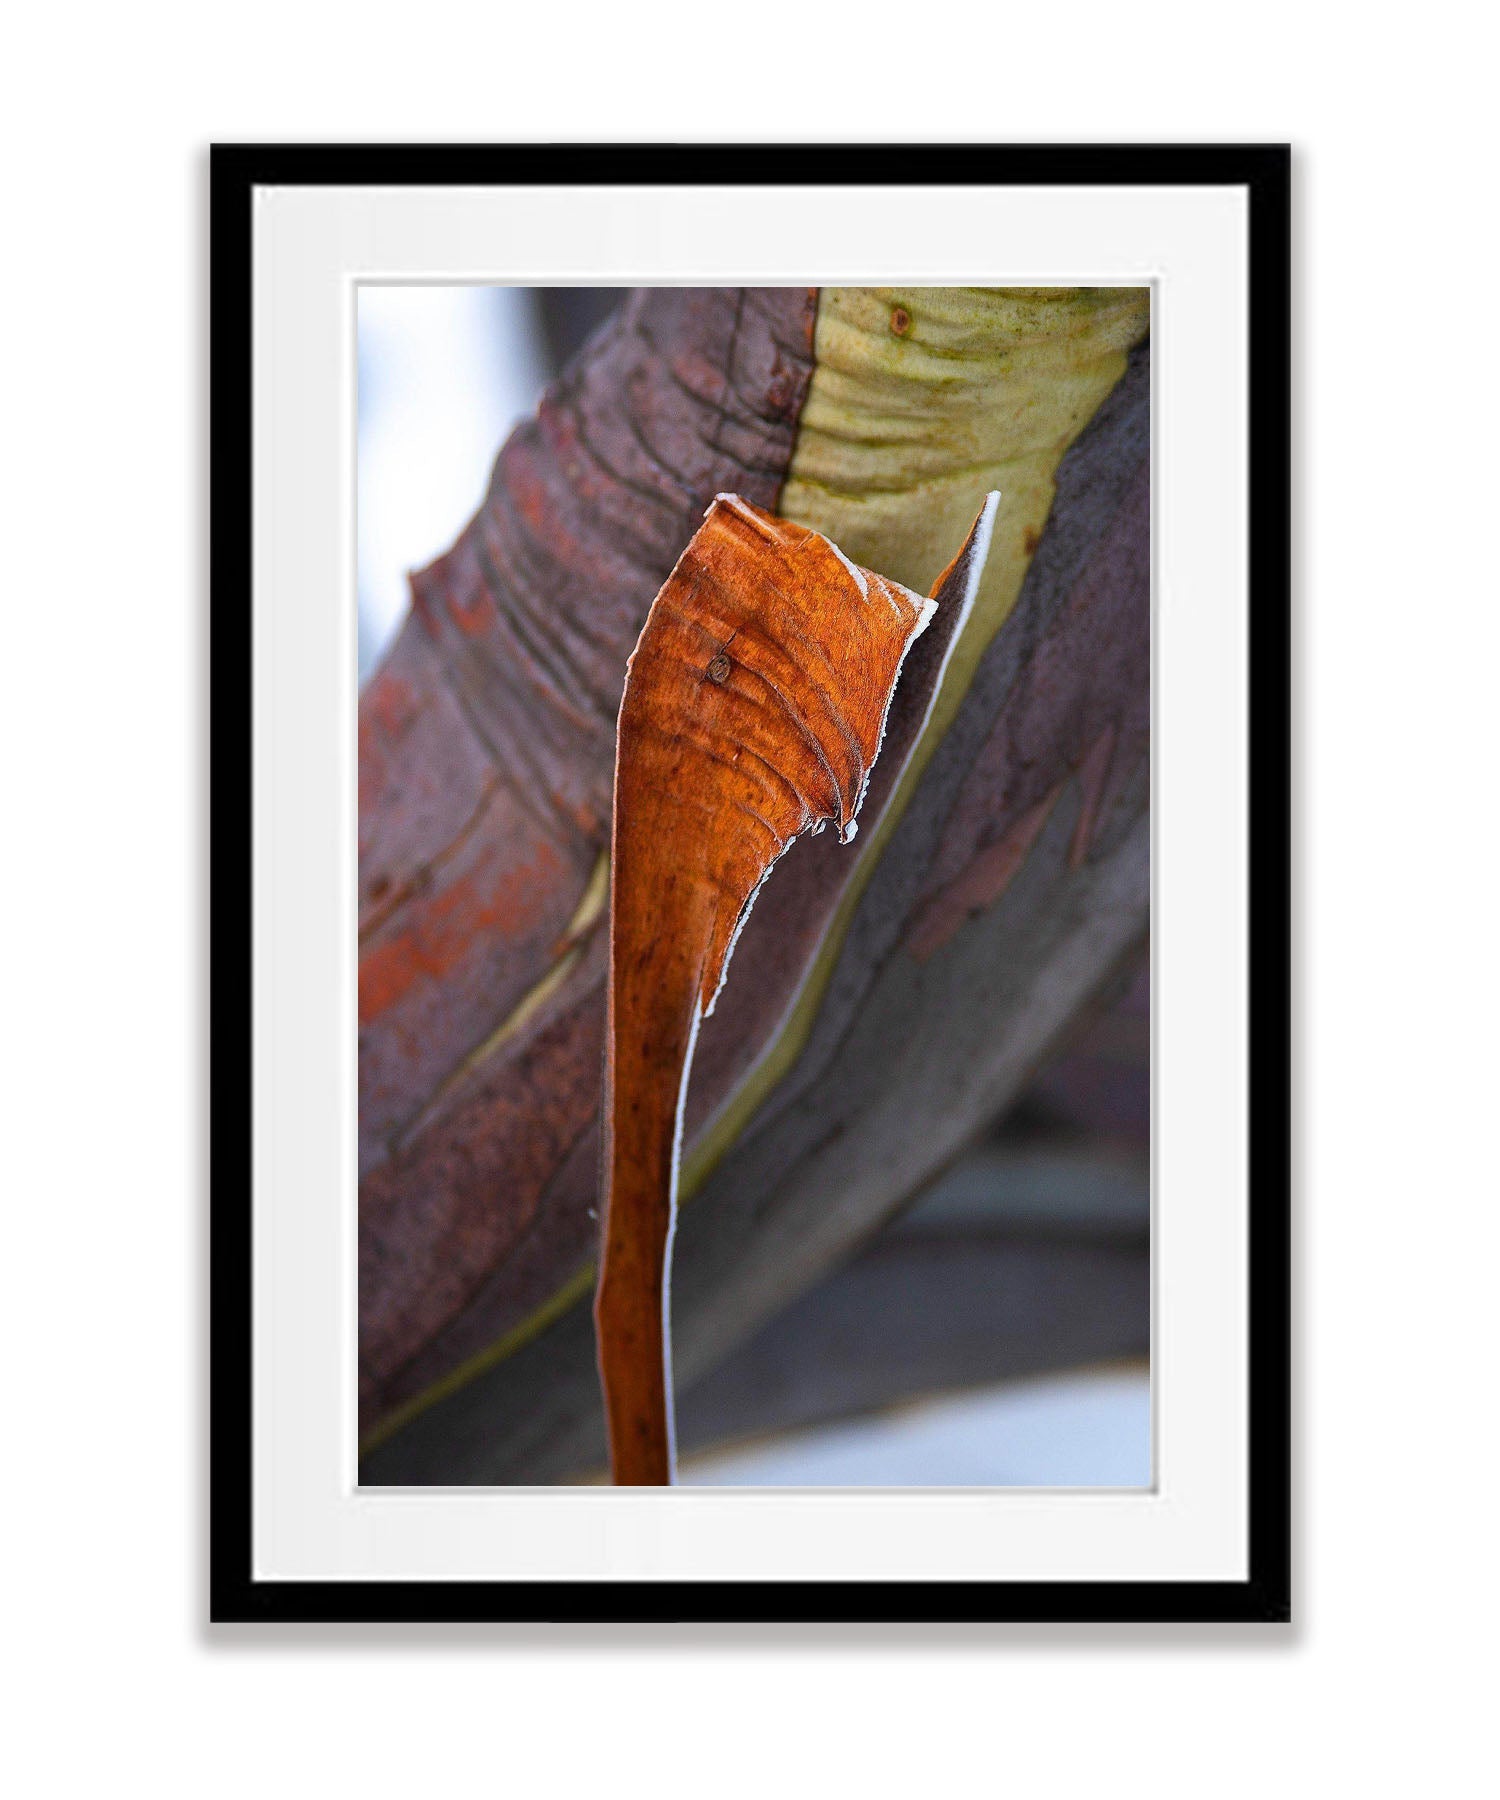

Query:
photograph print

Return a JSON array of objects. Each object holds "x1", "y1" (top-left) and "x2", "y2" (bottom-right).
[{"x1": 355, "y1": 284, "x2": 1152, "y2": 1490}]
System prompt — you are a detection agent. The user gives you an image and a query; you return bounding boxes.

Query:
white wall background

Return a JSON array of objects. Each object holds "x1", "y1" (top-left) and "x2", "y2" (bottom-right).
[{"x1": 5, "y1": 8, "x2": 1495, "y2": 1799}]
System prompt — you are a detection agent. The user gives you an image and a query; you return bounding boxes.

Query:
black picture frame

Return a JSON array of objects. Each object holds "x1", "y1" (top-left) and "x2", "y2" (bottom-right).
[{"x1": 210, "y1": 142, "x2": 1290, "y2": 1626}]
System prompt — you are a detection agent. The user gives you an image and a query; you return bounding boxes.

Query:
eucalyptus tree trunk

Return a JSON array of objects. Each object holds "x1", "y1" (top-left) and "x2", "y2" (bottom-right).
[{"x1": 359, "y1": 286, "x2": 1151, "y2": 1482}]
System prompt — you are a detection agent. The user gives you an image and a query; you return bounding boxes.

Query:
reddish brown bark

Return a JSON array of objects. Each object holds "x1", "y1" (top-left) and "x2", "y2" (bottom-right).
[
  {"x1": 905, "y1": 458, "x2": 1149, "y2": 962},
  {"x1": 359, "y1": 291, "x2": 818, "y2": 1433}
]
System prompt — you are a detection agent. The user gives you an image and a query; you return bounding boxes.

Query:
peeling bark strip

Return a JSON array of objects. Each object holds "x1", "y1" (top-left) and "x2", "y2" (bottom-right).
[{"x1": 595, "y1": 496, "x2": 996, "y2": 1483}]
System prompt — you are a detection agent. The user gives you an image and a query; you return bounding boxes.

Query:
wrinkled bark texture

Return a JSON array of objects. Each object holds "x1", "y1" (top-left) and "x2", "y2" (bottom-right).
[
  {"x1": 359, "y1": 290, "x2": 819, "y2": 1435},
  {"x1": 359, "y1": 288, "x2": 1150, "y2": 1481}
]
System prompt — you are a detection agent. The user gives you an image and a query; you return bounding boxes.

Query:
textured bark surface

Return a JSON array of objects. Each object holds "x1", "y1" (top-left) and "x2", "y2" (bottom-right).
[
  {"x1": 360, "y1": 311, "x2": 1151, "y2": 1484},
  {"x1": 358, "y1": 290, "x2": 819, "y2": 1435}
]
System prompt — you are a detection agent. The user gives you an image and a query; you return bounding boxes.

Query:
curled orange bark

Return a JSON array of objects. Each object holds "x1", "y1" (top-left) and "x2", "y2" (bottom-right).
[{"x1": 597, "y1": 494, "x2": 997, "y2": 1483}]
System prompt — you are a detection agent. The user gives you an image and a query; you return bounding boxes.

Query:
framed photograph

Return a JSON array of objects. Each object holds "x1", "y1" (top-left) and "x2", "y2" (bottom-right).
[{"x1": 212, "y1": 143, "x2": 1289, "y2": 1623}]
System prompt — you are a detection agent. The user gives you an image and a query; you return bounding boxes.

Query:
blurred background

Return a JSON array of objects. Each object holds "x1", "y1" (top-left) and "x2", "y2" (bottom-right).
[{"x1": 359, "y1": 286, "x2": 1150, "y2": 1486}]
